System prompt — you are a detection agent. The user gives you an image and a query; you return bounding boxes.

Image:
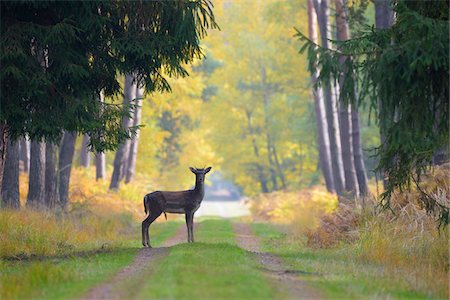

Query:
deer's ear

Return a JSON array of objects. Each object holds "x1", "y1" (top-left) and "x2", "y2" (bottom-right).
[
  {"x1": 189, "y1": 167, "x2": 196, "y2": 174},
  {"x1": 205, "y1": 166, "x2": 212, "y2": 174}
]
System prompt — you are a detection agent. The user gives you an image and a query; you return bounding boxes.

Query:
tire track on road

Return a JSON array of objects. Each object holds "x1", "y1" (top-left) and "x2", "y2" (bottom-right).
[{"x1": 233, "y1": 222, "x2": 321, "y2": 300}]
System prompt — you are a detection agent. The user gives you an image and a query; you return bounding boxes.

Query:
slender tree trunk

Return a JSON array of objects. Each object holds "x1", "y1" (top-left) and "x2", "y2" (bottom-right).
[
  {"x1": 1, "y1": 138, "x2": 20, "y2": 209},
  {"x1": 335, "y1": 0, "x2": 359, "y2": 197},
  {"x1": 27, "y1": 140, "x2": 46, "y2": 208},
  {"x1": 352, "y1": 108, "x2": 369, "y2": 197},
  {"x1": 0, "y1": 124, "x2": 6, "y2": 193},
  {"x1": 313, "y1": 0, "x2": 346, "y2": 195},
  {"x1": 110, "y1": 74, "x2": 136, "y2": 190},
  {"x1": 339, "y1": 103, "x2": 359, "y2": 196},
  {"x1": 95, "y1": 91, "x2": 106, "y2": 180},
  {"x1": 245, "y1": 110, "x2": 269, "y2": 193},
  {"x1": 125, "y1": 84, "x2": 143, "y2": 184},
  {"x1": 272, "y1": 144, "x2": 287, "y2": 190},
  {"x1": 19, "y1": 137, "x2": 29, "y2": 173},
  {"x1": 261, "y1": 67, "x2": 279, "y2": 191},
  {"x1": 375, "y1": 0, "x2": 394, "y2": 189},
  {"x1": 79, "y1": 134, "x2": 91, "y2": 168},
  {"x1": 95, "y1": 152, "x2": 106, "y2": 180},
  {"x1": 45, "y1": 142, "x2": 59, "y2": 209},
  {"x1": 308, "y1": 0, "x2": 335, "y2": 193},
  {"x1": 58, "y1": 132, "x2": 77, "y2": 209}
]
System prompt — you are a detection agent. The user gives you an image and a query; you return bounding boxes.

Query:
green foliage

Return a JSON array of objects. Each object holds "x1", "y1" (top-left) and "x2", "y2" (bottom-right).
[
  {"x1": 296, "y1": 1, "x2": 449, "y2": 219},
  {"x1": 1, "y1": 1, "x2": 217, "y2": 151}
]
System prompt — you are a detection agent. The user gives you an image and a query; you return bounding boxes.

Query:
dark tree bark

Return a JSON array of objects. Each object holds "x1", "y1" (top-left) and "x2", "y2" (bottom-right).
[
  {"x1": 27, "y1": 140, "x2": 46, "y2": 208},
  {"x1": 79, "y1": 134, "x2": 91, "y2": 168},
  {"x1": 313, "y1": 0, "x2": 346, "y2": 195},
  {"x1": 19, "y1": 137, "x2": 29, "y2": 173},
  {"x1": 308, "y1": 0, "x2": 335, "y2": 193},
  {"x1": 125, "y1": 84, "x2": 143, "y2": 184},
  {"x1": 110, "y1": 74, "x2": 136, "y2": 190},
  {"x1": 58, "y1": 132, "x2": 77, "y2": 209},
  {"x1": 335, "y1": 0, "x2": 359, "y2": 197},
  {"x1": 1, "y1": 138, "x2": 20, "y2": 209},
  {"x1": 45, "y1": 142, "x2": 59, "y2": 208},
  {"x1": 352, "y1": 109, "x2": 369, "y2": 196},
  {"x1": 0, "y1": 124, "x2": 6, "y2": 193},
  {"x1": 375, "y1": 0, "x2": 394, "y2": 189}
]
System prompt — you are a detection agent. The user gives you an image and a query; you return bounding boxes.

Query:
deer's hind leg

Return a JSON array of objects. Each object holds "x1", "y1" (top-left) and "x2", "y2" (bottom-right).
[{"x1": 142, "y1": 201, "x2": 162, "y2": 247}]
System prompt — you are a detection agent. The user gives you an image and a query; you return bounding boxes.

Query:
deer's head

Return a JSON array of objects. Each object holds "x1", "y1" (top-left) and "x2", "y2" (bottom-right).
[{"x1": 189, "y1": 166, "x2": 212, "y2": 185}]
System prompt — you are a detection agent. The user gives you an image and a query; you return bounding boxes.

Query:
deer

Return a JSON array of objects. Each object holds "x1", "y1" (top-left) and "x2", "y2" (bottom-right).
[{"x1": 142, "y1": 166, "x2": 212, "y2": 247}]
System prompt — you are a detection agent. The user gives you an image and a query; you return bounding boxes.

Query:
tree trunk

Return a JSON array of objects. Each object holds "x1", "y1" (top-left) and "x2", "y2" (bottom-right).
[
  {"x1": 375, "y1": 0, "x2": 394, "y2": 189},
  {"x1": 19, "y1": 137, "x2": 29, "y2": 173},
  {"x1": 313, "y1": 0, "x2": 345, "y2": 195},
  {"x1": 125, "y1": 84, "x2": 143, "y2": 183},
  {"x1": 45, "y1": 142, "x2": 59, "y2": 209},
  {"x1": 272, "y1": 144, "x2": 287, "y2": 190},
  {"x1": 110, "y1": 74, "x2": 136, "y2": 190},
  {"x1": 352, "y1": 109, "x2": 369, "y2": 196},
  {"x1": 308, "y1": 0, "x2": 335, "y2": 193},
  {"x1": 261, "y1": 66, "x2": 279, "y2": 191},
  {"x1": 374, "y1": 0, "x2": 394, "y2": 29},
  {"x1": 1, "y1": 138, "x2": 20, "y2": 209},
  {"x1": 79, "y1": 134, "x2": 91, "y2": 168},
  {"x1": 0, "y1": 124, "x2": 6, "y2": 193},
  {"x1": 245, "y1": 110, "x2": 269, "y2": 193},
  {"x1": 335, "y1": 0, "x2": 359, "y2": 197},
  {"x1": 27, "y1": 140, "x2": 46, "y2": 208},
  {"x1": 339, "y1": 104, "x2": 359, "y2": 196},
  {"x1": 95, "y1": 152, "x2": 106, "y2": 180},
  {"x1": 58, "y1": 132, "x2": 77, "y2": 209},
  {"x1": 95, "y1": 91, "x2": 106, "y2": 181}
]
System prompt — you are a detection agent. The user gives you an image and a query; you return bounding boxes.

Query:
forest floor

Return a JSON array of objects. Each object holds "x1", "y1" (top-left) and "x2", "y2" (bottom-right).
[{"x1": 2, "y1": 218, "x2": 443, "y2": 300}]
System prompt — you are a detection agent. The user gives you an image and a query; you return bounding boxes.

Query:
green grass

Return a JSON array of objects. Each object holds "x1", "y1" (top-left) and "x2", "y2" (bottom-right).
[
  {"x1": 135, "y1": 219, "x2": 275, "y2": 300},
  {"x1": 252, "y1": 222, "x2": 439, "y2": 300},
  {"x1": 0, "y1": 221, "x2": 180, "y2": 300}
]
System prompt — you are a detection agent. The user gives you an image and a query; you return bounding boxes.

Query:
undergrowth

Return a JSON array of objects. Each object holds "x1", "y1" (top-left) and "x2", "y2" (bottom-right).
[
  {"x1": 248, "y1": 165, "x2": 449, "y2": 298},
  {"x1": 1, "y1": 167, "x2": 158, "y2": 259}
]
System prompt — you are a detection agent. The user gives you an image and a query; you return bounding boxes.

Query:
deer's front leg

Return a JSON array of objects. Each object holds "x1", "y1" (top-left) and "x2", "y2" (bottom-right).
[
  {"x1": 190, "y1": 213, "x2": 195, "y2": 243},
  {"x1": 185, "y1": 213, "x2": 192, "y2": 243}
]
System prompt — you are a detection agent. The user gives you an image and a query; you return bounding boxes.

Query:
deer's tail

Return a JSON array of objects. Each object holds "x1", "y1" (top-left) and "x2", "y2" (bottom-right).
[
  {"x1": 144, "y1": 196, "x2": 149, "y2": 215},
  {"x1": 164, "y1": 212, "x2": 167, "y2": 220}
]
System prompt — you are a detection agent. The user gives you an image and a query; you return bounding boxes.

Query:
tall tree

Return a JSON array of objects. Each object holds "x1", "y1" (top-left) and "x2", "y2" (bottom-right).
[
  {"x1": 312, "y1": 0, "x2": 346, "y2": 195},
  {"x1": 58, "y1": 132, "x2": 76, "y2": 209},
  {"x1": 27, "y1": 141, "x2": 45, "y2": 207},
  {"x1": 125, "y1": 84, "x2": 144, "y2": 184},
  {"x1": 307, "y1": 0, "x2": 335, "y2": 193},
  {"x1": 1, "y1": 138, "x2": 20, "y2": 209},
  {"x1": 79, "y1": 135, "x2": 91, "y2": 168},
  {"x1": 1, "y1": 1, "x2": 217, "y2": 152},
  {"x1": 298, "y1": 0, "x2": 449, "y2": 222},
  {"x1": 335, "y1": 0, "x2": 359, "y2": 197},
  {"x1": 110, "y1": 74, "x2": 136, "y2": 190},
  {"x1": 45, "y1": 142, "x2": 59, "y2": 208}
]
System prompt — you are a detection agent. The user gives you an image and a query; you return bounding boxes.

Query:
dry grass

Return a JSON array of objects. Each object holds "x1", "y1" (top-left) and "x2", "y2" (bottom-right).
[
  {"x1": 249, "y1": 166, "x2": 449, "y2": 298},
  {"x1": 1, "y1": 167, "x2": 158, "y2": 259},
  {"x1": 248, "y1": 187, "x2": 338, "y2": 233}
]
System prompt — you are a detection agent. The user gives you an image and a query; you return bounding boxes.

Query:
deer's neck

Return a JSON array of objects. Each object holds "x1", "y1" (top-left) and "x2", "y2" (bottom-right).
[{"x1": 193, "y1": 181, "x2": 205, "y2": 198}]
